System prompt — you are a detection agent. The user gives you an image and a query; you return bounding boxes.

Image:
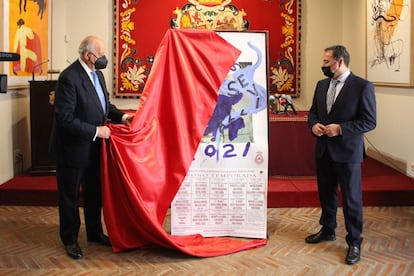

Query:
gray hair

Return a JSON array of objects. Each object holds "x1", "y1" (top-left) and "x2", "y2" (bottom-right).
[{"x1": 78, "y1": 36, "x2": 97, "y2": 55}]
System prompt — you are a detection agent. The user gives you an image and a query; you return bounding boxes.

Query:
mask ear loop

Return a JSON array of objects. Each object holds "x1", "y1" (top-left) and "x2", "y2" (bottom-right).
[
  {"x1": 86, "y1": 52, "x2": 94, "y2": 64},
  {"x1": 332, "y1": 59, "x2": 341, "y2": 77},
  {"x1": 88, "y1": 52, "x2": 99, "y2": 60}
]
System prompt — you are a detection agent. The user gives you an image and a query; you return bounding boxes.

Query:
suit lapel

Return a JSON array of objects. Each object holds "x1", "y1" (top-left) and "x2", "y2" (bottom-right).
[{"x1": 320, "y1": 79, "x2": 330, "y2": 115}]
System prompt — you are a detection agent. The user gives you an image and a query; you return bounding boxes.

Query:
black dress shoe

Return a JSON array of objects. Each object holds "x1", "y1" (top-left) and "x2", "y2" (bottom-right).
[
  {"x1": 64, "y1": 243, "x2": 83, "y2": 259},
  {"x1": 305, "y1": 229, "x2": 336, "y2": 244},
  {"x1": 87, "y1": 234, "x2": 111, "y2": 246},
  {"x1": 345, "y1": 245, "x2": 360, "y2": 265}
]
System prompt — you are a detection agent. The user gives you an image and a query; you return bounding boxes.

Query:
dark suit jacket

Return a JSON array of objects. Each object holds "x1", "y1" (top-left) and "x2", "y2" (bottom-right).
[
  {"x1": 52, "y1": 60, "x2": 124, "y2": 168},
  {"x1": 308, "y1": 73, "x2": 376, "y2": 163}
]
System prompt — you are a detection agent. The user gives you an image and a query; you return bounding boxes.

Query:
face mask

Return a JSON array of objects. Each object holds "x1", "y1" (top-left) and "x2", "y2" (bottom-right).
[
  {"x1": 94, "y1": 55, "x2": 108, "y2": 70},
  {"x1": 321, "y1": 60, "x2": 339, "y2": 78},
  {"x1": 321, "y1": 66, "x2": 335, "y2": 78}
]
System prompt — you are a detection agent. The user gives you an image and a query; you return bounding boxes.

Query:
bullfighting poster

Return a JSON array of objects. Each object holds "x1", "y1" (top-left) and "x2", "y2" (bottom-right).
[
  {"x1": 6, "y1": 0, "x2": 49, "y2": 86},
  {"x1": 171, "y1": 31, "x2": 268, "y2": 239}
]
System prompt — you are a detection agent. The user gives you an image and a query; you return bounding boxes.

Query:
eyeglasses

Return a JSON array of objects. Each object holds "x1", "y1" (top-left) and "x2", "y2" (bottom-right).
[{"x1": 89, "y1": 52, "x2": 105, "y2": 59}]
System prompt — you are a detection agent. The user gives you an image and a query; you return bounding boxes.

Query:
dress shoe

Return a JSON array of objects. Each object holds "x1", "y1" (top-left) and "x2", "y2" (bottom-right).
[
  {"x1": 87, "y1": 234, "x2": 111, "y2": 246},
  {"x1": 64, "y1": 243, "x2": 83, "y2": 259},
  {"x1": 305, "y1": 229, "x2": 336, "y2": 244},
  {"x1": 345, "y1": 245, "x2": 360, "y2": 265}
]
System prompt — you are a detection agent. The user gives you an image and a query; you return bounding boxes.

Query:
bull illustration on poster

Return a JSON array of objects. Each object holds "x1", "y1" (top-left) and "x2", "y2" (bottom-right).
[{"x1": 172, "y1": 31, "x2": 269, "y2": 239}]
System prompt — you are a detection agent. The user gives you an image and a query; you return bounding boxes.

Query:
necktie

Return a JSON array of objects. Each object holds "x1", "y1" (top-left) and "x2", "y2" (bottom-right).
[
  {"x1": 91, "y1": 71, "x2": 106, "y2": 112},
  {"x1": 326, "y1": 79, "x2": 339, "y2": 113}
]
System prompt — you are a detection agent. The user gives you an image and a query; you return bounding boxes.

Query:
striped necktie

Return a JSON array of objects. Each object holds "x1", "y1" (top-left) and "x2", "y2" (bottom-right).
[
  {"x1": 326, "y1": 79, "x2": 339, "y2": 113},
  {"x1": 91, "y1": 71, "x2": 106, "y2": 112}
]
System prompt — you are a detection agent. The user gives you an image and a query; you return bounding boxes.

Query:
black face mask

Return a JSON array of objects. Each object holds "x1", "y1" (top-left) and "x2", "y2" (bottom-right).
[
  {"x1": 94, "y1": 55, "x2": 108, "y2": 70},
  {"x1": 321, "y1": 66, "x2": 335, "y2": 78}
]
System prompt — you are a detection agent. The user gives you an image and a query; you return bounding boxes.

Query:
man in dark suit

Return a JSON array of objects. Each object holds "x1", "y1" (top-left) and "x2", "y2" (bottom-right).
[
  {"x1": 306, "y1": 45, "x2": 376, "y2": 265},
  {"x1": 51, "y1": 35, "x2": 133, "y2": 259}
]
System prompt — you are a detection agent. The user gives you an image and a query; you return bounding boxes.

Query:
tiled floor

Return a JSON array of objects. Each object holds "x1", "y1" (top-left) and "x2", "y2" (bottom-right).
[{"x1": 0, "y1": 206, "x2": 413, "y2": 275}]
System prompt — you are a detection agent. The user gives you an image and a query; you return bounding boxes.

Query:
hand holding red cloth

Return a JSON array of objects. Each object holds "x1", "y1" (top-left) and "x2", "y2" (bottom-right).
[{"x1": 101, "y1": 29, "x2": 267, "y2": 257}]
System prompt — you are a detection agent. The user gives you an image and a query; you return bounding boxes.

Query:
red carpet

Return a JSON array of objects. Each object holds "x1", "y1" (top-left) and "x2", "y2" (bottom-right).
[
  {"x1": 1, "y1": 157, "x2": 414, "y2": 207},
  {"x1": 268, "y1": 157, "x2": 414, "y2": 207}
]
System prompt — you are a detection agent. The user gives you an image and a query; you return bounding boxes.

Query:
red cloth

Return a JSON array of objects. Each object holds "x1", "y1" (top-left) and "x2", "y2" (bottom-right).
[{"x1": 102, "y1": 29, "x2": 267, "y2": 257}]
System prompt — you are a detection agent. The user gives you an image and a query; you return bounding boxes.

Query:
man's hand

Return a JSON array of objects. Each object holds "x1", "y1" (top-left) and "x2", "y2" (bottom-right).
[
  {"x1": 312, "y1": 123, "x2": 327, "y2": 136},
  {"x1": 324, "y1": 123, "x2": 341, "y2": 137},
  {"x1": 97, "y1": 125, "x2": 111, "y2": 139},
  {"x1": 122, "y1": 114, "x2": 135, "y2": 126}
]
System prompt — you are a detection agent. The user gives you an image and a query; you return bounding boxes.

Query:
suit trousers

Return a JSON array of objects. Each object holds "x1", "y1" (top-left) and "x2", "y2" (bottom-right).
[
  {"x1": 316, "y1": 150, "x2": 363, "y2": 247},
  {"x1": 56, "y1": 161, "x2": 104, "y2": 245}
]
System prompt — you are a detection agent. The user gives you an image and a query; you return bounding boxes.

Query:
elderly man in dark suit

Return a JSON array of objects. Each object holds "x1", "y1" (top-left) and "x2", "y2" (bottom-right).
[
  {"x1": 51, "y1": 35, "x2": 133, "y2": 259},
  {"x1": 306, "y1": 45, "x2": 376, "y2": 265}
]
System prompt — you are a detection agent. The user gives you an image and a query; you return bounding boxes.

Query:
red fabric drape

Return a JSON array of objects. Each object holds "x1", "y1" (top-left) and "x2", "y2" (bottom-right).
[{"x1": 102, "y1": 29, "x2": 267, "y2": 257}]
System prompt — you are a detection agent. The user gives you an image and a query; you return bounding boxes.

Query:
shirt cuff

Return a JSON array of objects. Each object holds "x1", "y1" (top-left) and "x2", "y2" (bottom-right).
[
  {"x1": 121, "y1": 114, "x2": 129, "y2": 124},
  {"x1": 93, "y1": 127, "x2": 98, "y2": 141}
]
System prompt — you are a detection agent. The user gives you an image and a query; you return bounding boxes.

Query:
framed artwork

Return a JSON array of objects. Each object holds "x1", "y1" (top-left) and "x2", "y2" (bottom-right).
[
  {"x1": 366, "y1": 0, "x2": 413, "y2": 86},
  {"x1": 2, "y1": 0, "x2": 49, "y2": 87},
  {"x1": 113, "y1": 0, "x2": 301, "y2": 97}
]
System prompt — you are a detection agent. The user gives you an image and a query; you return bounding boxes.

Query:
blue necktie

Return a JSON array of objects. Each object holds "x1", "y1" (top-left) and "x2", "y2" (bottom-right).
[{"x1": 91, "y1": 71, "x2": 106, "y2": 112}]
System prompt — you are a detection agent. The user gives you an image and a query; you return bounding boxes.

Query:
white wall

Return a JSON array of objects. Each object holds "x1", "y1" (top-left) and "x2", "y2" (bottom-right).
[
  {"x1": 294, "y1": 0, "x2": 344, "y2": 110},
  {"x1": 297, "y1": 0, "x2": 414, "y2": 177},
  {"x1": 342, "y1": 0, "x2": 414, "y2": 177},
  {"x1": 0, "y1": 0, "x2": 137, "y2": 184},
  {"x1": 0, "y1": 91, "x2": 14, "y2": 183},
  {"x1": 0, "y1": 1, "x2": 11, "y2": 183},
  {"x1": 1, "y1": 0, "x2": 414, "y2": 184},
  {"x1": 51, "y1": 0, "x2": 138, "y2": 110},
  {"x1": 0, "y1": 2, "x2": 31, "y2": 183}
]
